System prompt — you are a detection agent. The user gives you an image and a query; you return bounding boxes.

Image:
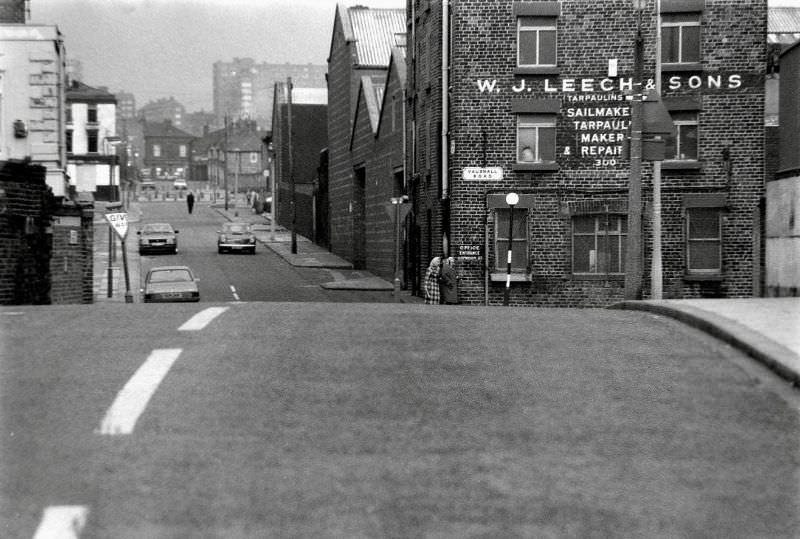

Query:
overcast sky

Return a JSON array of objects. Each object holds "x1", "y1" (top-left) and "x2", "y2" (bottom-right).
[
  {"x1": 31, "y1": 0, "x2": 799, "y2": 112},
  {"x1": 30, "y1": 0, "x2": 404, "y2": 111}
]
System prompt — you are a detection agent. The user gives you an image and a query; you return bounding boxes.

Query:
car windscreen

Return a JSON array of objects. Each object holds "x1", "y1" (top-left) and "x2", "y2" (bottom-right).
[
  {"x1": 223, "y1": 224, "x2": 250, "y2": 233},
  {"x1": 142, "y1": 224, "x2": 173, "y2": 234},
  {"x1": 148, "y1": 269, "x2": 192, "y2": 283}
]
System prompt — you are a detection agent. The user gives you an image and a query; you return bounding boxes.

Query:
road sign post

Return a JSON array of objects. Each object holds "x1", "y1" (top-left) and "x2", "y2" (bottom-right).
[{"x1": 105, "y1": 212, "x2": 133, "y2": 303}]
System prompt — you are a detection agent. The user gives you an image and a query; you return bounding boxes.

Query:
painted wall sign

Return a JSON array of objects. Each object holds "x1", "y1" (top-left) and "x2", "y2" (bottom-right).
[
  {"x1": 456, "y1": 244, "x2": 484, "y2": 261},
  {"x1": 564, "y1": 94, "x2": 629, "y2": 167}
]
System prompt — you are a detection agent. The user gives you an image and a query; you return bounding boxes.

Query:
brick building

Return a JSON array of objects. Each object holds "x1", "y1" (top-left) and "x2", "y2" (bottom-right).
[
  {"x1": 409, "y1": 0, "x2": 767, "y2": 306},
  {"x1": 327, "y1": 4, "x2": 405, "y2": 269},
  {"x1": 142, "y1": 120, "x2": 195, "y2": 183},
  {"x1": 271, "y1": 83, "x2": 327, "y2": 243},
  {"x1": 769, "y1": 39, "x2": 800, "y2": 296},
  {"x1": 350, "y1": 47, "x2": 408, "y2": 282}
]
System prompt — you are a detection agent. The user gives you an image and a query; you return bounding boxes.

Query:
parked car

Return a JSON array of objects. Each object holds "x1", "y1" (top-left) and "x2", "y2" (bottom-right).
[
  {"x1": 217, "y1": 222, "x2": 256, "y2": 254},
  {"x1": 141, "y1": 265, "x2": 199, "y2": 303},
  {"x1": 173, "y1": 178, "x2": 188, "y2": 189},
  {"x1": 137, "y1": 223, "x2": 179, "y2": 255}
]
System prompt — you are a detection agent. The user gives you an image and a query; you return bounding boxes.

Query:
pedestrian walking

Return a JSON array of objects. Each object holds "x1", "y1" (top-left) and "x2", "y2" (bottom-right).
[
  {"x1": 423, "y1": 256, "x2": 442, "y2": 305},
  {"x1": 440, "y1": 256, "x2": 460, "y2": 305},
  {"x1": 186, "y1": 191, "x2": 195, "y2": 214}
]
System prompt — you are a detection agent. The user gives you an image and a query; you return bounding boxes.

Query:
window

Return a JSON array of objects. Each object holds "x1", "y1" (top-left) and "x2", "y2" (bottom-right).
[
  {"x1": 495, "y1": 208, "x2": 529, "y2": 272},
  {"x1": 153, "y1": 144, "x2": 161, "y2": 157},
  {"x1": 661, "y1": 13, "x2": 701, "y2": 64},
  {"x1": 572, "y1": 214, "x2": 627, "y2": 275},
  {"x1": 517, "y1": 114, "x2": 556, "y2": 163},
  {"x1": 66, "y1": 130, "x2": 73, "y2": 153},
  {"x1": 65, "y1": 107, "x2": 72, "y2": 124},
  {"x1": 517, "y1": 16, "x2": 557, "y2": 67},
  {"x1": 87, "y1": 129, "x2": 98, "y2": 153},
  {"x1": 686, "y1": 208, "x2": 721, "y2": 275},
  {"x1": 665, "y1": 111, "x2": 698, "y2": 160},
  {"x1": 179, "y1": 144, "x2": 187, "y2": 158},
  {"x1": 87, "y1": 106, "x2": 97, "y2": 123},
  {"x1": 250, "y1": 152, "x2": 258, "y2": 163}
]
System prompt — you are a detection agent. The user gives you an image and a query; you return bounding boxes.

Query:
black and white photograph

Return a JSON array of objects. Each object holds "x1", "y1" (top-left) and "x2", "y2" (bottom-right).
[{"x1": 1, "y1": 0, "x2": 799, "y2": 536}]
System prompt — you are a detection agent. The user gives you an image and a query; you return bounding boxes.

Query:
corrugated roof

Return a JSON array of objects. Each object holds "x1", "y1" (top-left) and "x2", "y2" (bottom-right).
[
  {"x1": 347, "y1": 7, "x2": 405, "y2": 68},
  {"x1": 769, "y1": 7, "x2": 800, "y2": 45}
]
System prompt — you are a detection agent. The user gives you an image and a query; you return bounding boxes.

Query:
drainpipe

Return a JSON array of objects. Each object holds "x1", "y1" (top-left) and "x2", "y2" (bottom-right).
[
  {"x1": 651, "y1": 0, "x2": 663, "y2": 299},
  {"x1": 441, "y1": 0, "x2": 450, "y2": 202}
]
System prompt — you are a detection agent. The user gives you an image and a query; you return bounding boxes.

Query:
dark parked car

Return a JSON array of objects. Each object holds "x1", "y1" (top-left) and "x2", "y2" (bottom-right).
[
  {"x1": 217, "y1": 222, "x2": 256, "y2": 254},
  {"x1": 137, "y1": 223, "x2": 178, "y2": 255},
  {"x1": 141, "y1": 265, "x2": 199, "y2": 303}
]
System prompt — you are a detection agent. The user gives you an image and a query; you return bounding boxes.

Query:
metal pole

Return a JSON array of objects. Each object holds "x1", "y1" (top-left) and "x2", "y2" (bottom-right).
[
  {"x1": 504, "y1": 204, "x2": 515, "y2": 306},
  {"x1": 624, "y1": 6, "x2": 644, "y2": 300},
  {"x1": 651, "y1": 0, "x2": 664, "y2": 299},
  {"x1": 394, "y1": 201, "x2": 402, "y2": 300},
  {"x1": 224, "y1": 116, "x2": 229, "y2": 211},
  {"x1": 107, "y1": 155, "x2": 115, "y2": 298},
  {"x1": 234, "y1": 151, "x2": 240, "y2": 216},
  {"x1": 288, "y1": 77, "x2": 297, "y2": 254},
  {"x1": 121, "y1": 234, "x2": 133, "y2": 303}
]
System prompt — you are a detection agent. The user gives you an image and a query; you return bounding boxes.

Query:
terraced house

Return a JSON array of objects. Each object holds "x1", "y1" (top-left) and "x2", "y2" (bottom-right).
[{"x1": 409, "y1": 0, "x2": 767, "y2": 306}]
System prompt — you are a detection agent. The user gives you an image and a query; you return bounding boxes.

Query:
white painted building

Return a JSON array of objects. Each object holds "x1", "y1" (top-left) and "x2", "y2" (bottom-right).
[
  {"x1": 0, "y1": 24, "x2": 69, "y2": 197},
  {"x1": 65, "y1": 80, "x2": 119, "y2": 200}
]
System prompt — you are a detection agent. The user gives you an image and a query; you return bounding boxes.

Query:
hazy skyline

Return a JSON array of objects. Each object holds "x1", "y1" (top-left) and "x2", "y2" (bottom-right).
[
  {"x1": 30, "y1": 0, "x2": 800, "y2": 112},
  {"x1": 30, "y1": 0, "x2": 405, "y2": 111}
]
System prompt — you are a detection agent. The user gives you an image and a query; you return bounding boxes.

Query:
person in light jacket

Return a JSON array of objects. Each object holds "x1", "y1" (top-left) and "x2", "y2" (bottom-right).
[
  {"x1": 423, "y1": 257, "x2": 442, "y2": 305},
  {"x1": 440, "y1": 257, "x2": 460, "y2": 305}
]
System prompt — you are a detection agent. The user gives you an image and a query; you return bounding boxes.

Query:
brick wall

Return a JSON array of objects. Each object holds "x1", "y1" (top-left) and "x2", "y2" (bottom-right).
[
  {"x1": 411, "y1": 0, "x2": 767, "y2": 306},
  {"x1": 0, "y1": 161, "x2": 53, "y2": 304},
  {"x1": 49, "y1": 205, "x2": 94, "y2": 304}
]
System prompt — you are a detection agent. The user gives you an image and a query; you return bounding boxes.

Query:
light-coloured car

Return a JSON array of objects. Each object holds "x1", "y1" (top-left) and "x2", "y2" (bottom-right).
[
  {"x1": 217, "y1": 222, "x2": 256, "y2": 254},
  {"x1": 173, "y1": 178, "x2": 187, "y2": 189},
  {"x1": 137, "y1": 223, "x2": 178, "y2": 255},
  {"x1": 142, "y1": 265, "x2": 199, "y2": 303}
]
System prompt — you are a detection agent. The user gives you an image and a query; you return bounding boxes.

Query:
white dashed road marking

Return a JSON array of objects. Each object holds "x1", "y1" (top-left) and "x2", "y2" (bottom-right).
[
  {"x1": 96, "y1": 349, "x2": 182, "y2": 435},
  {"x1": 178, "y1": 306, "x2": 229, "y2": 331},
  {"x1": 32, "y1": 505, "x2": 89, "y2": 539}
]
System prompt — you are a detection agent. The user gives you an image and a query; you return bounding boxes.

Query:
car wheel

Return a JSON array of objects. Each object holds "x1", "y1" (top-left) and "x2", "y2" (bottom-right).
[{"x1": 250, "y1": 248, "x2": 256, "y2": 254}]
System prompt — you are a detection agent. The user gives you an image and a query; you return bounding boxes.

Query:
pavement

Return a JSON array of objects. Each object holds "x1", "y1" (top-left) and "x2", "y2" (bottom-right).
[{"x1": 93, "y1": 200, "x2": 799, "y2": 385}]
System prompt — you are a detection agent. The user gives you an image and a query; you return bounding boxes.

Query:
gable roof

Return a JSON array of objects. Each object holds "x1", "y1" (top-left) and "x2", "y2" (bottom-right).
[
  {"x1": 376, "y1": 45, "x2": 406, "y2": 138},
  {"x1": 66, "y1": 80, "x2": 117, "y2": 104},
  {"x1": 144, "y1": 120, "x2": 194, "y2": 139},
  {"x1": 333, "y1": 4, "x2": 405, "y2": 68}
]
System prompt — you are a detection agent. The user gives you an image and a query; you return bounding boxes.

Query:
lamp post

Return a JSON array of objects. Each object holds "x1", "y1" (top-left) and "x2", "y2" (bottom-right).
[
  {"x1": 503, "y1": 192, "x2": 519, "y2": 306},
  {"x1": 624, "y1": 0, "x2": 645, "y2": 300}
]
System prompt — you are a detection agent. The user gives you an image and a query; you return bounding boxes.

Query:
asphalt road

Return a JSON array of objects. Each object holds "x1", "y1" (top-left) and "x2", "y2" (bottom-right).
[
  {"x1": 134, "y1": 202, "x2": 397, "y2": 304},
  {"x1": 2, "y1": 302, "x2": 798, "y2": 538}
]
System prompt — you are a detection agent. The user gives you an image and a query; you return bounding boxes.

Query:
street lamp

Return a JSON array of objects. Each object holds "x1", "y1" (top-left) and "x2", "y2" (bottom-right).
[{"x1": 503, "y1": 192, "x2": 519, "y2": 306}]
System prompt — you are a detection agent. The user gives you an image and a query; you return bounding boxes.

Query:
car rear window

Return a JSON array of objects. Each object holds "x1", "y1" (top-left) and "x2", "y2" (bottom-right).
[{"x1": 149, "y1": 269, "x2": 192, "y2": 283}]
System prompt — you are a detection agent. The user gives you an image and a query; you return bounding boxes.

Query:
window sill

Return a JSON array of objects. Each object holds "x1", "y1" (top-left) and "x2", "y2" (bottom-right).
[
  {"x1": 571, "y1": 274, "x2": 624, "y2": 281},
  {"x1": 684, "y1": 273, "x2": 723, "y2": 282},
  {"x1": 514, "y1": 66, "x2": 561, "y2": 76},
  {"x1": 490, "y1": 272, "x2": 531, "y2": 283},
  {"x1": 661, "y1": 62, "x2": 703, "y2": 72},
  {"x1": 513, "y1": 162, "x2": 559, "y2": 172},
  {"x1": 661, "y1": 160, "x2": 702, "y2": 171}
]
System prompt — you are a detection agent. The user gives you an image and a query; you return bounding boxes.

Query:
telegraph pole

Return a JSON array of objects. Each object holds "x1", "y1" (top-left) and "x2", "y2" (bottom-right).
[
  {"x1": 288, "y1": 77, "x2": 297, "y2": 254},
  {"x1": 224, "y1": 116, "x2": 229, "y2": 212},
  {"x1": 624, "y1": 4, "x2": 645, "y2": 300}
]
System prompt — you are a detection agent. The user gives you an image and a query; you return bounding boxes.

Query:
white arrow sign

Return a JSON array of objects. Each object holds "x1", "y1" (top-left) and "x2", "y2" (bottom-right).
[{"x1": 105, "y1": 212, "x2": 128, "y2": 239}]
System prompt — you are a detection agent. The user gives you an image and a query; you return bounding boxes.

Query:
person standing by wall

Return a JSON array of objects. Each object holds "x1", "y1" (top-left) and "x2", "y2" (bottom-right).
[
  {"x1": 423, "y1": 257, "x2": 442, "y2": 305},
  {"x1": 440, "y1": 256, "x2": 460, "y2": 304},
  {"x1": 186, "y1": 191, "x2": 195, "y2": 214}
]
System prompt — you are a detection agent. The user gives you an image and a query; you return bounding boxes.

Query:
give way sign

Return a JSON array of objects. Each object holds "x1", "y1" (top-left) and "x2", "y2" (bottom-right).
[{"x1": 105, "y1": 212, "x2": 129, "y2": 239}]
